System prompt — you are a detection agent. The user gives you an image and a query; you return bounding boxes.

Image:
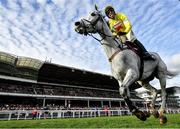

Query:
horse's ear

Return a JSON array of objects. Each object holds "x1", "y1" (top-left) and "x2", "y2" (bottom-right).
[{"x1": 95, "y1": 4, "x2": 98, "y2": 11}]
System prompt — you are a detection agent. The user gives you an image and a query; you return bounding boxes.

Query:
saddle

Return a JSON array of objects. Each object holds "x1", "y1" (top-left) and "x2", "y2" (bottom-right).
[{"x1": 123, "y1": 41, "x2": 142, "y2": 57}]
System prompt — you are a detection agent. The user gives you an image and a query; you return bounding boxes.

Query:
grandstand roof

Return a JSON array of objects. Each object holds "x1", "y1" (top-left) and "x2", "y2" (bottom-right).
[
  {"x1": 0, "y1": 51, "x2": 43, "y2": 80},
  {"x1": 16, "y1": 57, "x2": 43, "y2": 70},
  {"x1": 158, "y1": 86, "x2": 180, "y2": 94},
  {"x1": 0, "y1": 51, "x2": 43, "y2": 70},
  {"x1": 0, "y1": 51, "x2": 16, "y2": 65},
  {"x1": 0, "y1": 51, "x2": 141, "y2": 90}
]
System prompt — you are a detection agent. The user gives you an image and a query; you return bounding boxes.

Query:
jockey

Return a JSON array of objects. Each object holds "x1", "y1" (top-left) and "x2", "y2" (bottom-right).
[{"x1": 105, "y1": 6, "x2": 154, "y2": 60}]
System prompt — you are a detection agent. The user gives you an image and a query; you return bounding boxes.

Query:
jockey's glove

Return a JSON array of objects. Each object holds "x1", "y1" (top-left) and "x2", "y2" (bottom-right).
[{"x1": 117, "y1": 32, "x2": 127, "y2": 36}]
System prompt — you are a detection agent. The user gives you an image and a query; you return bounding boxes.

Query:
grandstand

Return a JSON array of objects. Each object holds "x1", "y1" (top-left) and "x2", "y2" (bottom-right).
[{"x1": 0, "y1": 51, "x2": 145, "y2": 119}]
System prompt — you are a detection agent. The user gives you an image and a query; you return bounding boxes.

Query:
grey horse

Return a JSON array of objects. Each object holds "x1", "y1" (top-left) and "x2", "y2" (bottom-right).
[{"x1": 74, "y1": 7, "x2": 178, "y2": 124}]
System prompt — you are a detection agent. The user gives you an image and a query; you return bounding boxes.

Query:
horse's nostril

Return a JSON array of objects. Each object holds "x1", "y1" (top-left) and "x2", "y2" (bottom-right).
[
  {"x1": 75, "y1": 21, "x2": 80, "y2": 26},
  {"x1": 79, "y1": 29, "x2": 83, "y2": 34}
]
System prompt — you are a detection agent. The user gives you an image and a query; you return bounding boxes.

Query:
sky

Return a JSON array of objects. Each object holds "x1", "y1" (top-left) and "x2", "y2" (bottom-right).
[{"x1": 0, "y1": 0, "x2": 180, "y2": 89}]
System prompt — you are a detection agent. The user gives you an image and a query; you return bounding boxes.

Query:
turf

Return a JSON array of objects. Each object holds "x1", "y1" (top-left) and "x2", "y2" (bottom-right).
[{"x1": 0, "y1": 114, "x2": 179, "y2": 128}]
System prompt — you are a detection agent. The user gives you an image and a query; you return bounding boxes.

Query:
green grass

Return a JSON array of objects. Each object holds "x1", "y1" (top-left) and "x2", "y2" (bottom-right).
[{"x1": 0, "y1": 114, "x2": 179, "y2": 128}]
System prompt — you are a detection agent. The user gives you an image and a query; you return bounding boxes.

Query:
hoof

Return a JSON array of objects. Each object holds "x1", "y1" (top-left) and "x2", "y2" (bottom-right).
[
  {"x1": 144, "y1": 111, "x2": 151, "y2": 118},
  {"x1": 132, "y1": 109, "x2": 147, "y2": 121},
  {"x1": 152, "y1": 110, "x2": 159, "y2": 118},
  {"x1": 160, "y1": 115, "x2": 167, "y2": 125}
]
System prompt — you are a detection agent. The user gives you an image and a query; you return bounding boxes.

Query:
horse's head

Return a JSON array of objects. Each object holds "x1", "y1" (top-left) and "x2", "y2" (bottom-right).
[
  {"x1": 74, "y1": 6, "x2": 123, "y2": 50},
  {"x1": 74, "y1": 10, "x2": 106, "y2": 36}
]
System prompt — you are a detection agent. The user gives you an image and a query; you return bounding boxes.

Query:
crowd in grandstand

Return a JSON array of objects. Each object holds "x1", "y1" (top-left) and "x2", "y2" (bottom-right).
[
  {"x1": 0, "y1": 83, "x2": 122, "y2": 98},
  {"x1": 0, "y1": 104, "x2": 65, "y2": 111},
  {"x1": 0, "y1": 103, "x2": 129, "y2": 111}
]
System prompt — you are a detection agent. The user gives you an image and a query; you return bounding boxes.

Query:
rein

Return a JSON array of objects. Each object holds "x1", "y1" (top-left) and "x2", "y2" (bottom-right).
[
  {"x1": 82, "y1": 15, "x2": 119, "y2": 46},
  {"x1": 81, "y1": 14, "x2": 122, "y2": 62},
  {"x1": 81, "y1": 18, "x2": 110, "y2": 44}
]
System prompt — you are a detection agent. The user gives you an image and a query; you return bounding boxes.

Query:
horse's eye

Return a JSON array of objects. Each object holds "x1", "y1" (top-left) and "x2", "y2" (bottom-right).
[{"x1": 91, "y1": 12, "x2": 96, "y2": 16}]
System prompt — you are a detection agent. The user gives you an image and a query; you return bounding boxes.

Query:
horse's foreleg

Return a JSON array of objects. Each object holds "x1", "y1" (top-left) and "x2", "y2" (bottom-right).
[
  {"x1": 120, "y1": 69, "x2": 138, "y2": 97},
  {"x1": 118, "y1": 69, "x2": 146, "y2": 121},
  {"x1": 118, "y1": 80, "x2": 135, "y2": 111},
  {"x1": 122, "y1": 95, "x2": 147, "y2": 121}
]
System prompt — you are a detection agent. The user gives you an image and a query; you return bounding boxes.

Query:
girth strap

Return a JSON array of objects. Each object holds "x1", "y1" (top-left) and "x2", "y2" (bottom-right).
[
  {"x1": 108, "y1": 49, "x2": 121, "y2": 62},
  {"x1": 139, "y1": 57, "x2": 144, "y2": 80}
]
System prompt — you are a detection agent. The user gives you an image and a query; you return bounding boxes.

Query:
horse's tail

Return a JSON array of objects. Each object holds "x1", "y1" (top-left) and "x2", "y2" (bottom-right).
[{"x1": 166, "y1": 70, "x2": 179, "y2": 79}]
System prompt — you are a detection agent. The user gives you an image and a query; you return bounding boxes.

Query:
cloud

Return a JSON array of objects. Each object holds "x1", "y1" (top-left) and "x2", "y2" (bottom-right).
[
  {"x1": 167, "y1": 53, "x2": 180, "y2": 72},
  {"x1": 0, "y1": 0, "x2": 179, "y2": 87}
]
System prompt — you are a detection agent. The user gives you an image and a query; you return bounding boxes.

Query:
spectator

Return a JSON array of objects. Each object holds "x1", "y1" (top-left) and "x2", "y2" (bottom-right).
[
  {"x1": 32, "y1": 108, "x2": 38, "y2": 119},
  {"x1": 103, "y1": 106, "x2": 110, "y2": 116}
]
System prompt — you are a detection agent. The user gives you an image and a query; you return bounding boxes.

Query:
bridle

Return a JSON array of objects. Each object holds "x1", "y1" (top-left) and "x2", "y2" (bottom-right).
[
  {"x1": 80, "y1": 12, "x2": 121, "y2": 48},
  {"x1": 79, "y1": 11, "x2": 123, "y2": 62}
]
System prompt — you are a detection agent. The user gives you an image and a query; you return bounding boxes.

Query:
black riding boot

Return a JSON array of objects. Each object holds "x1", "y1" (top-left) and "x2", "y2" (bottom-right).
[{"x1": 133, "y1": 39, "x2": 155, "y2": 60}]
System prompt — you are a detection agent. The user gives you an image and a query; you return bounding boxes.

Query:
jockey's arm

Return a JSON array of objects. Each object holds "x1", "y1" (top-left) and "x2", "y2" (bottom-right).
[
  {"x1": 120, "y1": 13, "x2": 132, "y2": 34},
  {"x1": 109, "y1": 21, "x2": 118, "y2": 36}
]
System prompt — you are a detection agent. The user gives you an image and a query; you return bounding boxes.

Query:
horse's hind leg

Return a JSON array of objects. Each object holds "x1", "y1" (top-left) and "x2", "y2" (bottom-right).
[
  {"x1": 158, "y1": 76, "x2": 167, "y2": 124},
  {"x1": 140, "y1": 81, "x2": 159, "y2": 118},
  {"x1": 156, "y1": 60, "x2": 168, "y2": 124}
]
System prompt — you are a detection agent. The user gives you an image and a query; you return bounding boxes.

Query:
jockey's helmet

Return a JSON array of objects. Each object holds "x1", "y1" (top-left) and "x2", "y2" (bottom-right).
[{"x1": 105, "y1": 6, "x2": 115, "y2": 16}]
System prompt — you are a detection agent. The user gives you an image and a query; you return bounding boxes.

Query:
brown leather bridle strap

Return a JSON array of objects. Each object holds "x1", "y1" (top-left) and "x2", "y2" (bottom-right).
[{"x1": 108, "y1": 49, "x2": 121, "y2": 62}]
